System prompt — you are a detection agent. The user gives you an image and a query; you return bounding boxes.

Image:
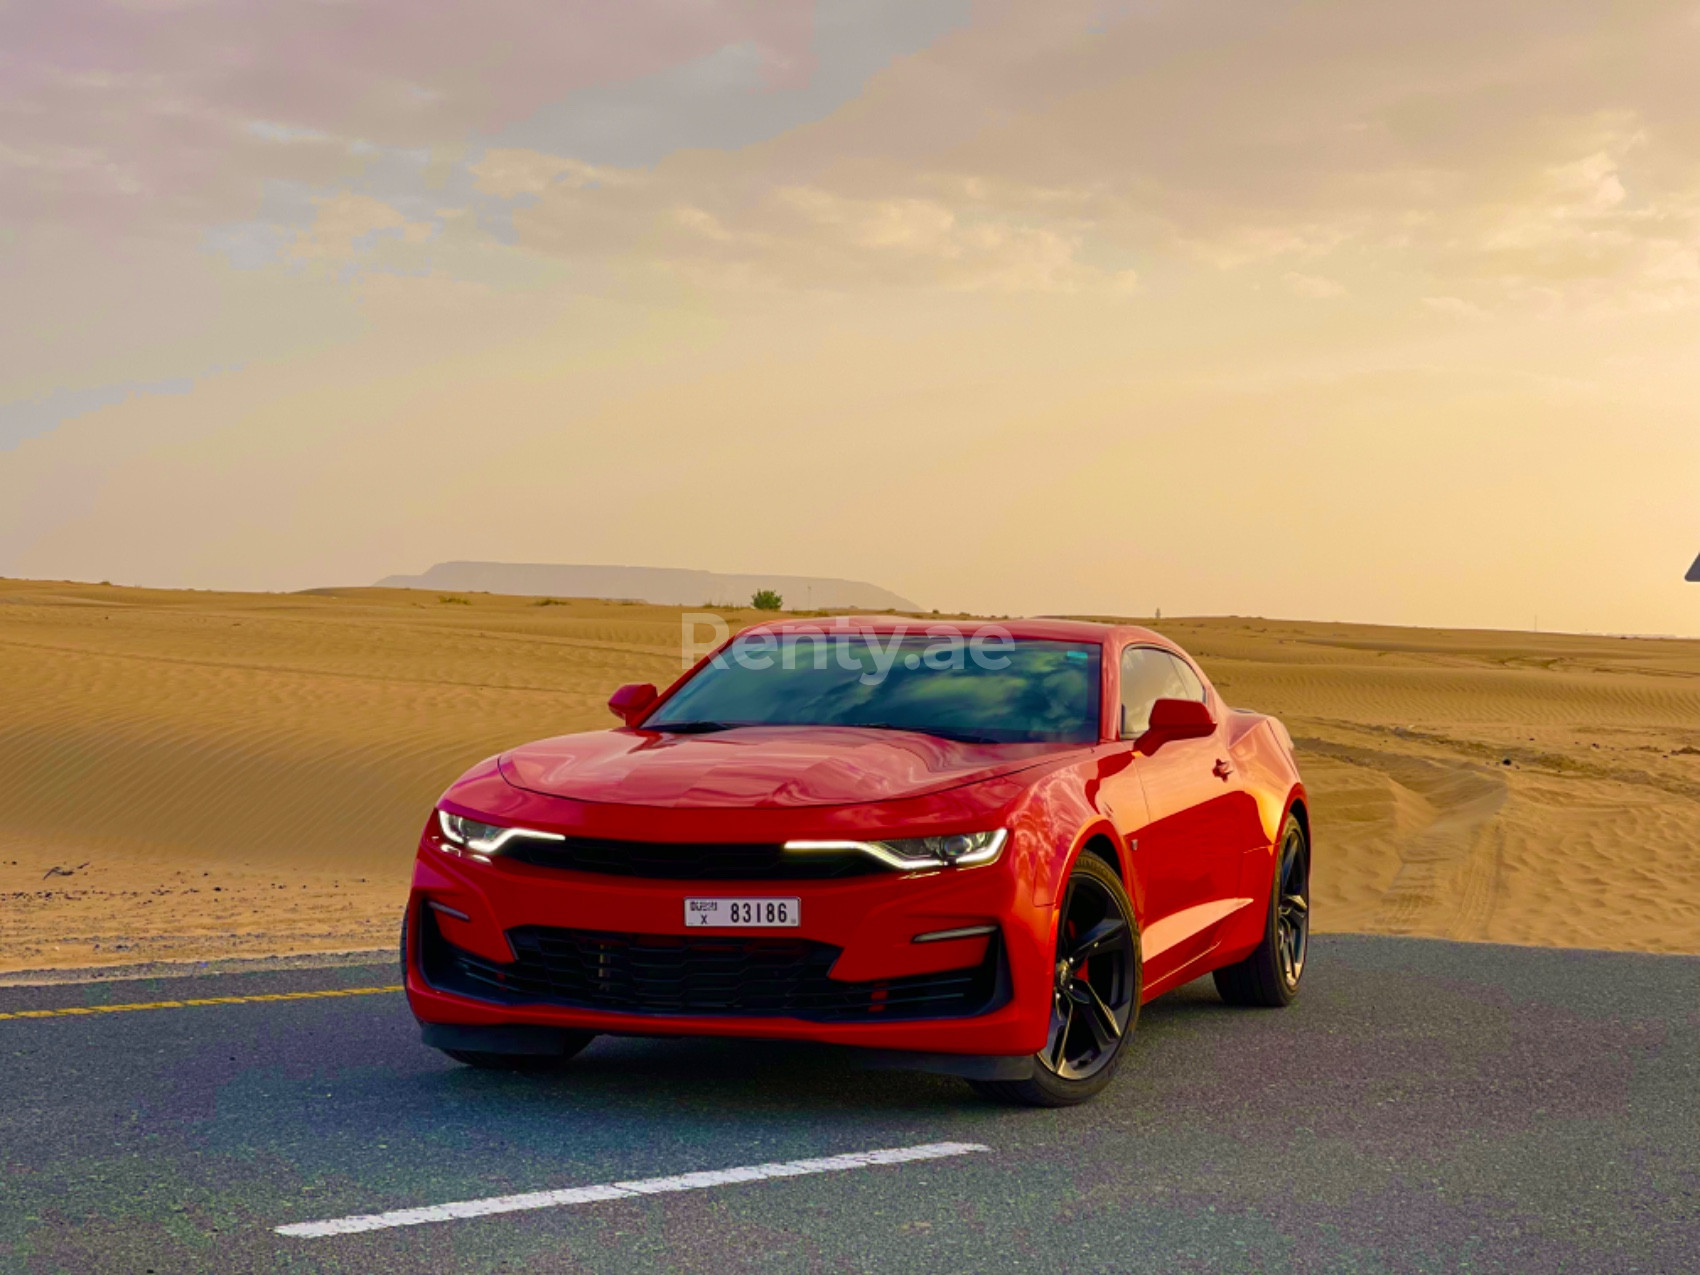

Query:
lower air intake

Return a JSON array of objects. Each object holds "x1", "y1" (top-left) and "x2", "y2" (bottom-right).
[{"x1": 419, "y1": 911, "x2": 1004, "y2": 1023}]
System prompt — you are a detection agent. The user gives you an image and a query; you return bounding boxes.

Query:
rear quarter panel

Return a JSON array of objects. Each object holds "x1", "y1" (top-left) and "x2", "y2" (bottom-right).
[{"x1": 1214, "y1": 713, "x2": 1307, "y2": 960}]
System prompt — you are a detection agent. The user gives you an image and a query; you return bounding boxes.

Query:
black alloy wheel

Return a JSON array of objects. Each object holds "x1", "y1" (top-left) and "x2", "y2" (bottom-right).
[
  {"x1": 972, "y1": 852, "x2": 1141, "y2": 1107},
  {"x1": 1274, "y1": 825, "x2": 1309, "y2": 987},
  {"x1": 1214, "y1": 814, "x2": 1309, "y2": 1007}
]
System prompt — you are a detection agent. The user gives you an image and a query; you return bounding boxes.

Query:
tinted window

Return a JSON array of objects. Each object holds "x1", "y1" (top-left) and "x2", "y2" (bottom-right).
[
  {"x1": 1119, "y1": 647, "x2": 1202, "y2": 737},
  {"x1": 648, "y1": 636, "x2": 1102, "y2": 744}
]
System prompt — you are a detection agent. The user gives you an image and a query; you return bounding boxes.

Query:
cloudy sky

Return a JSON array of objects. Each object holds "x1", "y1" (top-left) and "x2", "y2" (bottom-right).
[{"x1": 3, "y1": 0, "x2": 1698, "y2": 633}]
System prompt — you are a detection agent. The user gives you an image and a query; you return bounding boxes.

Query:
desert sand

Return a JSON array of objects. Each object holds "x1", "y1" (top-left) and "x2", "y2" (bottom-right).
[{"x1": 1, "y1": 578, "x2": 1697, "y2": 975}]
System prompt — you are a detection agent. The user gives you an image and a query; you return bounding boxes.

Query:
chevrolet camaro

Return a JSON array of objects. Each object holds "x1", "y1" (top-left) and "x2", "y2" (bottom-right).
[{"x1": 403, "y1": 617, "x2": 1310, "y2": 1106}]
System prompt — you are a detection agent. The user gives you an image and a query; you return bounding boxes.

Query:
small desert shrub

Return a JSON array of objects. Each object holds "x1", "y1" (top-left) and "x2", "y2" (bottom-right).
[
  {"x1": 751, "y1": 589, "x2": 783, "y2": 611},
  {"x1": 532, "y1": 598, "x2": 568, "y2": 607},
  {"x1": 439, "y1": 595, "x2": 470, "y2": 605}
]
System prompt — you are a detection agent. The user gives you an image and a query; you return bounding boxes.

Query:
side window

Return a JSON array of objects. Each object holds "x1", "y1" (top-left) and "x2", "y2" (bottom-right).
[
  {"x1": 1119, "y1": 647, "x2": 1191, "y2": 737},
  {"x1": 1169, "y1": 655, "x2": 1206, "y2": 702},
  {"x1": 1115, "y1": 649, "x2": 1210, "y2": 737}
]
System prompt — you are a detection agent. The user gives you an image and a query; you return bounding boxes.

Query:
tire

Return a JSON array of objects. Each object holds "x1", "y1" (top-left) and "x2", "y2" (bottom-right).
[
  {"x1": 1213, "y1": 814, "x2": 1309, "y2": 1008},
  {"x1": 443, "y1": 1036, "x2": 597, "y2": 1072},
  {"x1": 971, "y1": 852, "x2": 1141, "y2": 1107}
]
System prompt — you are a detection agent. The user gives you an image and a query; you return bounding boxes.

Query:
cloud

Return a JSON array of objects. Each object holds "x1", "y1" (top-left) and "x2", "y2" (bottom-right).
[
  {"x1": 469, "y1": 151, "x2": 626, "y2": 200},
  {"x1": 492, "y1": 0, "x2": 970, "y2": 166},
  {"x1": 0, "y1": 378, "x2": 194, "y2": 452},
  {"x1": 13, "y1": 0, "x2": 1696, "y2": 314},
  {"x1": 496, "y1": 165, "x2": 1141, "y2": 293},
  {"x1": 5, "y1": 1, "x2": 1700, "y2": 638},
  {"x1": 246, "y1": 120, "x2": 340, "y2": 146},
  {"x1": 290, "y1": 193, "x2": 435, "y2": 267},
  {"x1": 1421, "y1": 296, "x2": 1488, "y2": 320},
  {"x1": 1283, "y1": 271, "x2": 1348, "y2": 300},
  {"x1": 1460, "y1": 120, "x2": 1700, "y2": 310},
  {"x1": 413, "y1": 1, "x2": 1700, "y2": 309},
  {"x1": 0, "y1": 0, "x2": 829, "y2": 237}
]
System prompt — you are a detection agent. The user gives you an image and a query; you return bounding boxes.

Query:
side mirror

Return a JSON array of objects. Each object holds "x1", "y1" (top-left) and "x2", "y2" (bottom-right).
[
  {"x1": 607, "y1": 682, "x2": 659, "y2": 727},
  {"x1": 1140, "y1": 697, "x2": 1215, "y2": 751}
]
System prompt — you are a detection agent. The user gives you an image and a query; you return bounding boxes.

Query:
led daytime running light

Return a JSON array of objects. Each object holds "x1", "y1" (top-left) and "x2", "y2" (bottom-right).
[
  {"x1": 782, "y1": 828, "x2": 1007, "y2": 871},
  {"x1": 436, "y1": 809, "x2": 566, "y2": 855}
]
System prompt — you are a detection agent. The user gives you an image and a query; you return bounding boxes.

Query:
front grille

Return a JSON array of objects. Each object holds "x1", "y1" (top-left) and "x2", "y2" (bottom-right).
[
  {"x1": 419, "y1": 910, "x2": 1004, "y2": 1022},
  {"x1": 502, "y1": 837, "x2": 881, "y2": 881}
]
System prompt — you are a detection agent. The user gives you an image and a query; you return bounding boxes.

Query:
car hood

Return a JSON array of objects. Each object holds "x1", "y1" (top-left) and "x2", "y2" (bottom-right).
[{"x1": 498, "y1": 725, "x2": 1069, "y2": 809}]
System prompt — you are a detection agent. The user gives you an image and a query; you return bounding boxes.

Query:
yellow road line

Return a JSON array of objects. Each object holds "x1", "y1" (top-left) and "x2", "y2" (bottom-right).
[{"x1": 0, "y1": 984, "x2": 403, "y2": 1021}]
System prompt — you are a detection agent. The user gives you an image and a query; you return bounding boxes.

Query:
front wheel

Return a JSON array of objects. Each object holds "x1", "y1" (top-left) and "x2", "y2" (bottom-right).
[
  {"x1": 1213, "y1": 814, "x2": 1309, "y2": 1007},
  {"x1": 971, "y1": 852, "x2": 1141, "y2": 1107}
]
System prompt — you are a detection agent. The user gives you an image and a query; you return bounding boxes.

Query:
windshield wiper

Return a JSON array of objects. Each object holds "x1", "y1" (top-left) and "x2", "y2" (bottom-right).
[{"x1": 646, "y1": 720, "x2": 746, "y2": 734}]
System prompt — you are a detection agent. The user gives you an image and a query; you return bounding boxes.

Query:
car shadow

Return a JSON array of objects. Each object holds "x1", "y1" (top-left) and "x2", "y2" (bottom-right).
[
  {"x1": 1137, "y1": 975, "x2": 1239, "y2": 1024},
  {"x1": 406, "y1": 976, "x2": 1241, "y2": 1122},
  {"x1": 430, "y1": 1032, "x2": 989, "y2": 1117}
]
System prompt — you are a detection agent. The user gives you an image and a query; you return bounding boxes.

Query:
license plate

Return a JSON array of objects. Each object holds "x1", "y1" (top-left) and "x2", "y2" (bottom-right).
[{"x1": 684, "y1": 897, "x2": 801, "y2": 928}]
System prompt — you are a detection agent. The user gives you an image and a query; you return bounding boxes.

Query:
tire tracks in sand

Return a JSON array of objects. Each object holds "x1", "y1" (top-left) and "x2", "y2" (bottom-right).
[{"x1": 1295, "y1": 738, "x2": 1509, "y2": 940}]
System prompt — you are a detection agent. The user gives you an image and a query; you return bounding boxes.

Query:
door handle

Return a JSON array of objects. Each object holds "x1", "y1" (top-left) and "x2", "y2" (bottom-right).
[{"x1": 1213, "y1": 758, "x2": 1233, "y2": 780}]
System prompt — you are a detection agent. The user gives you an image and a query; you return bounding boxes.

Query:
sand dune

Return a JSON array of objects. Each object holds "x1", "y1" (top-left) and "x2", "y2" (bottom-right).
[
  {"x1": 375, "y1": 561, "x2": 921, "y2": 611},
  {"x1": 2, "y1": 581, "x2": 1697, "y2": 973},
  {"x1": 1143, "y1": 616, "x2": 1700, "y2": 952}
]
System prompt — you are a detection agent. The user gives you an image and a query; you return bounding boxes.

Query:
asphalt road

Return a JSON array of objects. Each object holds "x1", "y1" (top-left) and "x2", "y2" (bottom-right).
[{"x1": 3, "y1": 935, "x2": 1696, "y2": 1274}]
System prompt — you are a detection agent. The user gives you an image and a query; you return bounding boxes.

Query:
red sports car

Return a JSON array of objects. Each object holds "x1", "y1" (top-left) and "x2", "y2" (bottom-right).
[{"x1": 404, "y1": 617, "x2": 1310, "y2": 1106}]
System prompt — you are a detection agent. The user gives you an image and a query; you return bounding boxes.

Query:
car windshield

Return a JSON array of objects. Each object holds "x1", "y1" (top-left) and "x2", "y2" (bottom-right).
[{"x1": 646, "y1": 633, "x2": 1102, "y2": 744}]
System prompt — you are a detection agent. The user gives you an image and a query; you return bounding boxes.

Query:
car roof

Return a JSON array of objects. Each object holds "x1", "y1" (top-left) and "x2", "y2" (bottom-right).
[{"x1": 744, "y1": 615, "x2": 1175, "y2": 648}]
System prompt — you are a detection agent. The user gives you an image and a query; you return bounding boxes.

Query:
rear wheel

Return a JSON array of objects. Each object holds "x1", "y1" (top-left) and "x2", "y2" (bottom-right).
[
  {"x1": 971, "y1": 853, "x2": 1141, "y2": 1107},
  {"x1": 1213, "y1": 814, "x2": 1309, "y2": 1007}
]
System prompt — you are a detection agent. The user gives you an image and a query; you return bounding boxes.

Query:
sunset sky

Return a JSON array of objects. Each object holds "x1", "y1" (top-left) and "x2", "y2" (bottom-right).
[{"x1": 3, "y1": 1, "x2": 1698, "y2": 634}]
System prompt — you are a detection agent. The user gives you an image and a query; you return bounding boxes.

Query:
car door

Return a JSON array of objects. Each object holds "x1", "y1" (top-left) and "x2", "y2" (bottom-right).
[{"x1": 1119, "y1": 647, "x2": 1244, "y2": 980}]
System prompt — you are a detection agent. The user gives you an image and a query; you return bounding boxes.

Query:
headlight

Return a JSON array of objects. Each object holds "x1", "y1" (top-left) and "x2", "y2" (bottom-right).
[
  {"x1": 436, "y1": 809, "x2": 565, "y2": 855},
  {"x1": 783, "y1": 828, "x2": 1007, "y2": 871}
]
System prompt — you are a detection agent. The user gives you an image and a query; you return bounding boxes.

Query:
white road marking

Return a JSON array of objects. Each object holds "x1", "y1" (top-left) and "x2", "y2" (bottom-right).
[{"x1": 276, "y1": 1140, "x2": 990, "y2": 1239}]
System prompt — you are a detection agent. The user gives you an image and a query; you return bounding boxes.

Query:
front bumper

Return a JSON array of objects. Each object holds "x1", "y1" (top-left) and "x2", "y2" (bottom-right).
[{"x1": 404, "y1": 829, "x2": 1054, "y2": 1057}]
